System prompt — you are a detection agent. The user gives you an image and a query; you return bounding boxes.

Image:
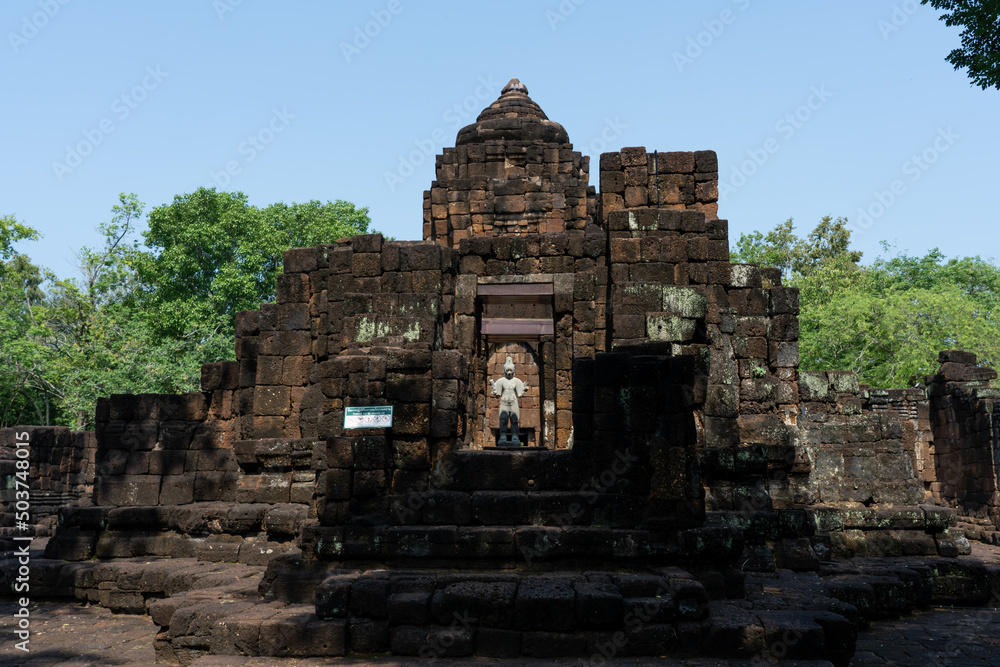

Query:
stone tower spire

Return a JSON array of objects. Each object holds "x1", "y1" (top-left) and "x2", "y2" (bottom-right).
[{"x1": 423, "y1": 78, "x2": 595, "y2": 247}]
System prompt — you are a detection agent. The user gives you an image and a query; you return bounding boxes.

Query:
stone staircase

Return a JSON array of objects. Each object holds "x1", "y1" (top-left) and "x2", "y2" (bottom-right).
[{"x1": 7, "y1": 544, "x2": 1000, "y2": 666}]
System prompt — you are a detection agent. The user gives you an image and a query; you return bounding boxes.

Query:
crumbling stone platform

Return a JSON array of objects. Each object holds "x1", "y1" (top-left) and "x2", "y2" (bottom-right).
[
  {"x1": 6, "y1": 538, "x2": 1000, "y2": 665},
  {"x1": 6, "y1": 593, "x2": 1000, "y2": 667}
]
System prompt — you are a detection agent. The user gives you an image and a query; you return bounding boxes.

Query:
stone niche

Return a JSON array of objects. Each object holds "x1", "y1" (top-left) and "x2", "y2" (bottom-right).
[
  {"x1": 473, "y1": 280, "x2": 556, "y2": 450},
  {"x1": 479, "y1": 341, "x2": 542, "y2": 449}
]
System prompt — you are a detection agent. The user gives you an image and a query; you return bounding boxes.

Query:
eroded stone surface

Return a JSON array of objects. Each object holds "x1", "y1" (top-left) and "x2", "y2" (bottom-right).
[{"x1": 4, "y1": 597, "x2": 1000, "y2": 667}]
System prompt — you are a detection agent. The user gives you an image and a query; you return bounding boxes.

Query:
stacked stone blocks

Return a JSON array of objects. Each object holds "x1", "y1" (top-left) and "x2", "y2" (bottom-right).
[
  {"x1": 926, "y1": 351, "x2": 1000, "y2": 521},
  {"x1": 0, "y1": 426, "x2": 95, "y2": 541}
]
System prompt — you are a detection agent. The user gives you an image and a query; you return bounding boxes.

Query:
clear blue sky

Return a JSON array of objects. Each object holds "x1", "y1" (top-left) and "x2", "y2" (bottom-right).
[{"x1": 3, "y1": 0, "x2": 997, "y2": 280}]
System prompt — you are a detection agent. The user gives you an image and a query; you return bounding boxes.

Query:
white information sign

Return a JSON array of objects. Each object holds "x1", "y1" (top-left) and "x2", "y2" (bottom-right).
[{"x1": 344, "y1": 406, "x2": 394, "y2": 429}]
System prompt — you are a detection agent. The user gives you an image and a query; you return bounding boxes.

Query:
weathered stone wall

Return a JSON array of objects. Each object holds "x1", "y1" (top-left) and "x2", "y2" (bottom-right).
[
  {"x1": 570, "y1": 353, "x2": 704, "y2": 533},
  {"x1": 91, "y1": 392, "x2": 235, "y2": 507},
  {"x1": 596, "y1": 147, "x2": 799, "y2": 454},
  {"x1": 44, "y1": 391, "x2": 324, "y2": 562},
  {"x1": 598, "y1": 147, "x2": 719, "y2": 221},
  {"x1": 299, "y1": 352, "x2": 705, "y2": 569},
  {"x1": 925, "y1": 351, "x2": 1000, "y2": 523},
  {"x1": 599, "y1": 147, "x2": 725, "y2": 348},
  {"x1": 425, "y1": 144, "x2": 594, "y2": 247},
  {"x1": 865, "y1": 386, "x2": 933, "y2": 503},
  {"x1": 47, "y1": 500, "x2": 313, "y2": 564},
  {"x1": 228, "y1": 236, "x2": 454, "y2": 442},
  {"x1": 220, "y1": 237, "x2": 458, "y2": 445},
  {"x1": 606, "y1": 209, "x2": 725, "y2": 347},
  {"x1": 0, "y1": 426, "x2": 95, "y2": 539},
  {"x1": 795, "y1": 370, "x2": 924, "y2": 508},
  {"x1": 707, "y1": 264, "x2": 800, "y2": 451},
  {"x1": 697, "y1": 364, "x2": 947, "y2": 563}
]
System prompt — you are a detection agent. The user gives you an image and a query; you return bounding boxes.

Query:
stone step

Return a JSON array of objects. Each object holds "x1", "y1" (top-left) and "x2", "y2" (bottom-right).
[
  {"x1": 161, "y1": 568, "x2": 855, "y2": 663},
  {"x1": 43, "y1": 503, "x2": 308, "y2": 562},
  {"x1": 159, "y1": 568, "x2": 712, "y2": 661},
  {"x1": 700, "y1": 602, "x2": 854, "y2": 665},
  {"x1": 185, "y1": 658, "x2": 838, "y2": 667},
  {"x1": 9, "y1": 554, "x2": 1000, "y2": 664},
  {"x1": 0, "y1": 555, "x2": 264, "y2": 609},
  {"x1": 57, "y1": 502, "x2": 309, "y2": 535}
]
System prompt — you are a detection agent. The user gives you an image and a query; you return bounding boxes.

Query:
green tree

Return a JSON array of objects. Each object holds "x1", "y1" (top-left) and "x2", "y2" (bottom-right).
[
  {"x1": 733, "y1": 218, "x2": 999, "y2": 388},
  {"x1": 793, "y1": 216, "x2": 863, "y2": 275},
  {"x1": 41, "y1": 194, "x2": 224, "y2": 428},
  {"x1": 731, "y1": 216, "x2": 862, "y2": 278},
  {"x1": 0, "y1": 214, "x2": 40, "y2": 260},
  {"x1": 731, "y1": 218, "x2": 798, "y2": 278},
  {"x1": 0, "y1": 190, "x2": 373, "y2": 428},
  {"x1": 922, "y1": 0, "x2": 1000, "y2": 90},
  {"x1": 796, "y1": 250, "x2": 1000, "y2": 387},
  {"x1": 136, "y1": 188, "x2": 371, "y2": 339},
  {"x1": 877, "y1": 244, "x2": 1000, "y2": 312},
  {"x1": 0, "y1": 239, "x2": 57, "y2": 426}
]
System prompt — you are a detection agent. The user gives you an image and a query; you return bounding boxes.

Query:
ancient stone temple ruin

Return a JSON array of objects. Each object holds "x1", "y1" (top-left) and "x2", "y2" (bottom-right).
[{"x1": 4, "y1": 78, "x2": 1000, "y2": 664}]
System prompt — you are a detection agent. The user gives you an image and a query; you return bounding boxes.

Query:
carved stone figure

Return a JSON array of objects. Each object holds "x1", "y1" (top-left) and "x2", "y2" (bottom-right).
[{"x1": 489, "y1": 356, "x2": 529, "y2": 446}]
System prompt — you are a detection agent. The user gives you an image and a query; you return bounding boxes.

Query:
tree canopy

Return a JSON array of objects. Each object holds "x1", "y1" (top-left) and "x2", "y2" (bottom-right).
[
  {"x1": 137, "y1": 188, "x2": 371, "y2": 339},
  {"x1": 0, "y1": 231, "x2": 52, "y2": 426},
  {"x1": 922, "y1": 0, "x2": 1000, "y2": 90},
  {"x1": 731, "y1": 216, "x2": 861, "y2": 279},
  {"x1": 732, "y1": 218, "x2": 1000, "y2": 388},
  {"x1": 0, "y1": 190, "x2": 371, "y2": 429},
  {"x1": 0, "y1": 214, "x2": 40, "y2": 260}
]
